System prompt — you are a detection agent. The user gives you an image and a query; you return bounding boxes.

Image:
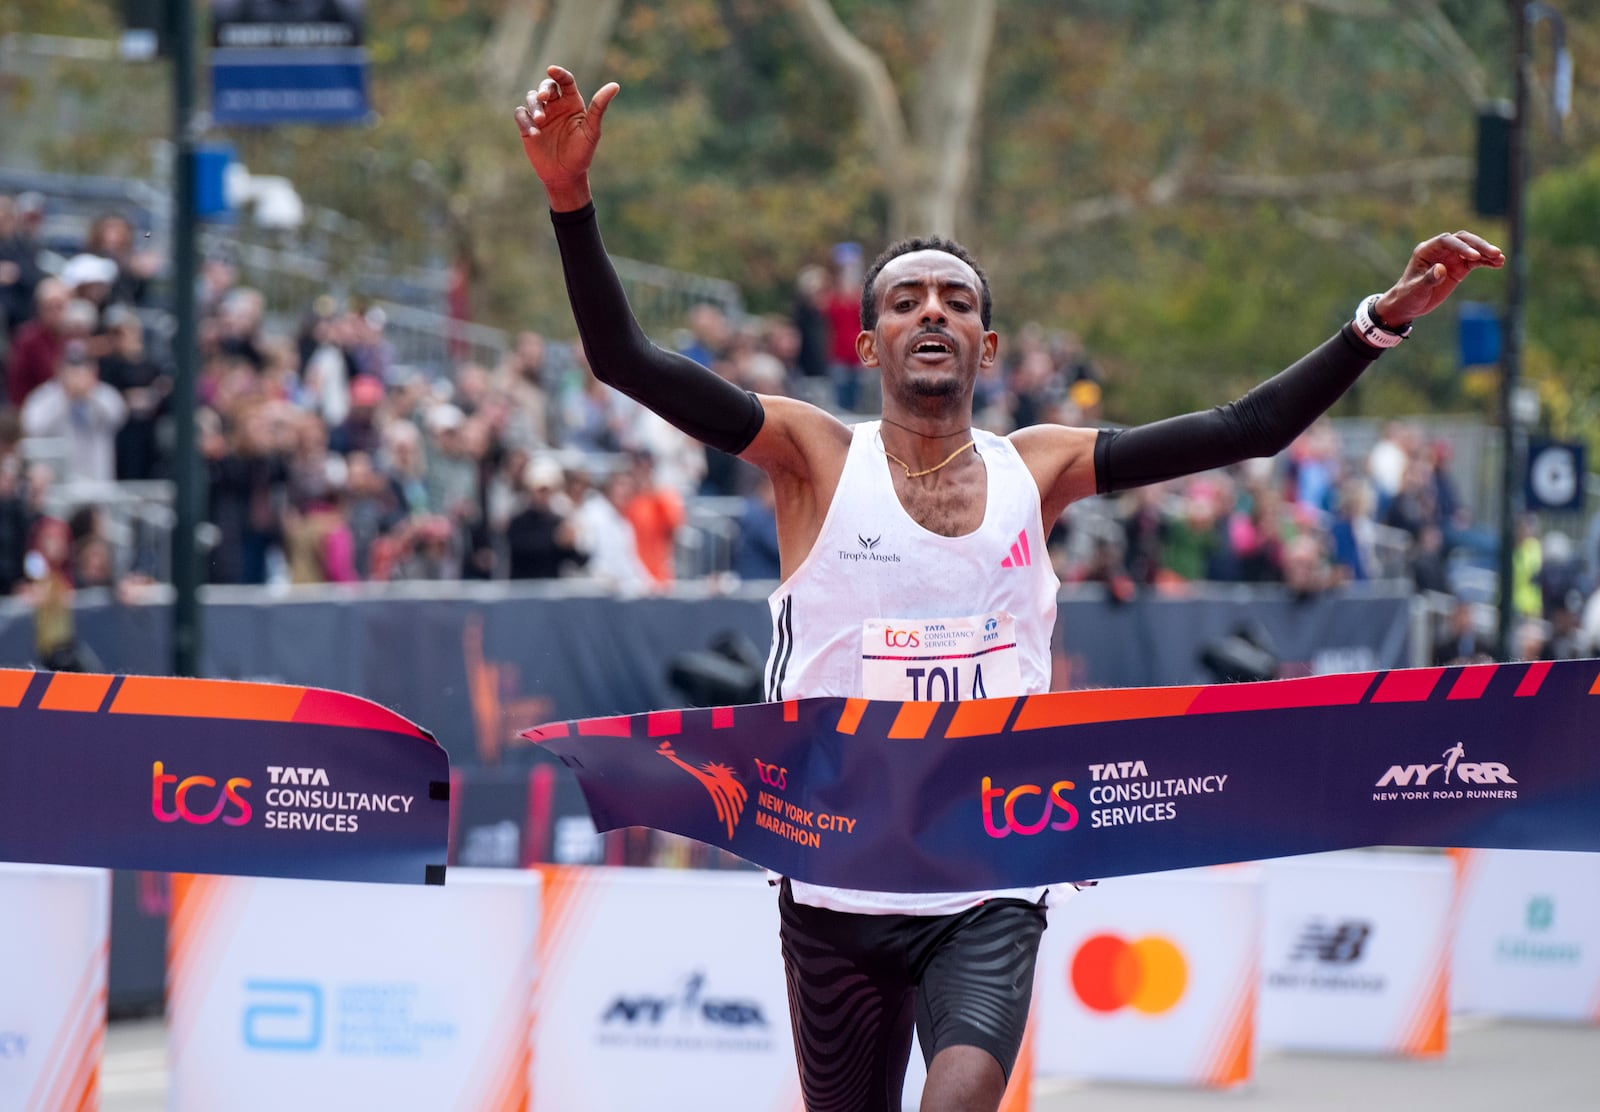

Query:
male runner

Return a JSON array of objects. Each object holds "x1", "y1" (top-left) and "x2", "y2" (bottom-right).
[{"x1": 514, "y1": 65, "x2": 1502, "y2": 1112}]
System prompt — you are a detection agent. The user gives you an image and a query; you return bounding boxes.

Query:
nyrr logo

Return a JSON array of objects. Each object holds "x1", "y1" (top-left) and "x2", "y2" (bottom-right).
[
  {"x1": 0, "y1": 1031, "x2": 26, "y2": 1059},
  {"x1": 601, "y1": 972, "x2": 768, "y2": 1030},
  {"x1": 656, "y1": 740, "x2": 747, "y2": 840},
  {"x1": 1291, "y1": 920, "x2": 1372, "y2": 965},
  {"x1": 1070, "y1": 934, "x2": 1188, "y2": 1015},
  {"x1": 981, "y1": 776, "x2": 1078, "y2": 838},
  {"x1": 1373, "y1": 741, "x2": 1516, "y2": 788},
  {"x1": 1527, "y1": 895, "x2": 1555, "y2": 932},
  {"x1": 151, "y1": 761, "x2": 253, "y2": 826}
]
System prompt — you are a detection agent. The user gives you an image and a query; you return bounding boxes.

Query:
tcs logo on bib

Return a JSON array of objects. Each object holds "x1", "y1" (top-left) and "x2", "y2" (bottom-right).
[
  {"x1": 883, "y1": 627, "x2": 921, "y2": 648},
  {"x1": 1070, "y1": 933, "x2": 1188, "y2": 1014}
]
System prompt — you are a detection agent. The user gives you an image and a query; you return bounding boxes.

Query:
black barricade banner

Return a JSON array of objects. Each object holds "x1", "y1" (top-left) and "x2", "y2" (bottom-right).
[
  {"x1": 525, "y1": 660, "x2": 1600, "y2": 892},
  {"x1": 0, "y1": 670, "x2": 449, "y2": 884}
]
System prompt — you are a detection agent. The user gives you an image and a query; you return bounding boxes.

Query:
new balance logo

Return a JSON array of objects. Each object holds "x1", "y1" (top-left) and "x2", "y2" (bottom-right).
[{"x1": 1000, "y1": 529, "x2": 1032, "y2": 568}]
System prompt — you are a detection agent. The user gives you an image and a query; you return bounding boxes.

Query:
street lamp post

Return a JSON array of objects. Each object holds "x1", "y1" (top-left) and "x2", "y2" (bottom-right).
[
  {"x1": 1495, "y1": 1, "x2": 1569, "y2": 662},
  {"x1": 168, "y1": 0, "x2": 203, "y2": 676}
]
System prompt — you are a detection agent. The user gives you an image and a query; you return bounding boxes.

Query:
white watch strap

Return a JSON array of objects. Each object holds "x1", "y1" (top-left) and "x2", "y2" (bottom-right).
[{"x1": 1353, "y1": 294, "x2": 1411, "y2": 350}]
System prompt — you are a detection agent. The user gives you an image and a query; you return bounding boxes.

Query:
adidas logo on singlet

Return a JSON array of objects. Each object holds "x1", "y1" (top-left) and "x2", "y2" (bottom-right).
[{"x1": 1000, "y1": 529, "x2": 1032, "y2": 568}]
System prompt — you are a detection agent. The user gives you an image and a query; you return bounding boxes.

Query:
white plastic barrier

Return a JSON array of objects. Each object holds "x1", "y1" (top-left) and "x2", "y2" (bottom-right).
[
  {"x1": 1034, "y1": 867, "x2": 1261, "y2": 1088},
  {"x1": 165, "y1": 869, "x2": 541, "y2": 1111},
  {"x1": 1452, "y1": 848, "x2": 1600, "y2": 1023},
  {"x1": 1259, "y1": 851, "x2": 1453, "y2": 1055},
  {"x1": 531, "y1": 866, "x2": 802, "y2": 1111},
  {"x1": 0, "y1": 863, "x2": 109, "y2": 1112}
]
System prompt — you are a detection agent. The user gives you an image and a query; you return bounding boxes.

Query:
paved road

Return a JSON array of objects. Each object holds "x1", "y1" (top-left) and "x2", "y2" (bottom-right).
[{"x1": 105, "y1": 1014, "x2": 1600, "y2": 1111}]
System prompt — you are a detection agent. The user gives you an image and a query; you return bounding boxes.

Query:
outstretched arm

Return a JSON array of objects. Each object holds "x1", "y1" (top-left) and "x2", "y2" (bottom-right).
[
  {"x1": 514, "y1": 67, "x2": 765, "y2": 456},
  {"x1": 1068, "y1": 232, "x2": 1504, "y2": 506}
]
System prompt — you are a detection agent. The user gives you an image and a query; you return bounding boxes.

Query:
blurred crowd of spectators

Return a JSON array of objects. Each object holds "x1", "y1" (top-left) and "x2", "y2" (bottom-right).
[{"x1": 1, "y1": 191, "x2": 1596, "y2": 665}]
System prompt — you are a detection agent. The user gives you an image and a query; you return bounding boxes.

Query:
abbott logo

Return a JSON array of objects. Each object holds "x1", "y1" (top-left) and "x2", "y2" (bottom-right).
[
  {"x1": 1071, "y1": 934, "x2": 1188, "y2": 1014},
  {"x1": 242, "y1": 981, "x2": 322, "y2": 1052}
]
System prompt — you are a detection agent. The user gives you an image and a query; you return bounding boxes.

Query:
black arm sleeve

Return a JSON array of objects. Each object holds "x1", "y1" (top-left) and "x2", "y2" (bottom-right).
[
  {"x1": 1093, "y1": 324, "x2": 1381, "y2": 495},
  {"x1": 549, "y1": 203, "x2": 766, "y2": 455}
]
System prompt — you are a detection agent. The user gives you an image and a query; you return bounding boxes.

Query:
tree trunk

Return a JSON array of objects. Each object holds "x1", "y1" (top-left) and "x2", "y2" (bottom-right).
[
  {"x1": 791, "y1": 0, "x2": 998, "y2": 239},
  {"x1": 478, "y1": 0, "x2": 625, "y2": 107}
]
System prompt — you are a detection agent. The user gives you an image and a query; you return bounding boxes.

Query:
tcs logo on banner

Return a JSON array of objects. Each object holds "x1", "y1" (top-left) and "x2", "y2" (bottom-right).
[
  {"x1": 981, "y1": 777, "x2": 1078, "y2": 838},
  {"x1": 1071, "y1": 933, "x2": 1188, "y2": 1015},
  {"x1": 151, "y1": 761, "x2": 253, "y2": 826}
]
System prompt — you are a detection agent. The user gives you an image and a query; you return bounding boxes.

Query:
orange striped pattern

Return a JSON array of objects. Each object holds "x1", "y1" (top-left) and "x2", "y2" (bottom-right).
[
  {"x1": 1012, "y1": 686, "x2": 1200, "y2": 732},
  {"x1": 24, "y1": 933, "x2": 107, "y2": 1112},
  {"x1": 888, "y1": 701, "x2": 939, "y2": 739},
  {"x1": 944, "y1": 698, "x2": 1017, "y2": 739},
  {"x1": 0, "y1": 668, "x2": 33, "y2": 706},
  {"x1": 456, "y1": 889, "x2": 537, "y2": 1112},
  {"x1": 1397, "y1": 943, "x2": 1450, "y2": 1056},
  {"x1": 166, "y1": 875, "x2": 251, "y2": 1068},
  {"x1": 834, "y1": 699, "x2": 868, "y2": 736},
  {"x1": 529, "y1": 866, "x2": 604, "y2": 1105},
  {"x1": 38, "y1": 672, "x2": 114, "y2": 712},
  {"x1": 1198, "y1": 966, "x2": 1256, "y2": 1087},
  {"x1": 111, "y1": 676, "x2": 306, "y2": 721},
  {"x1": 997, "y1": 1008, "x2": 1036, "y2": 1112}
]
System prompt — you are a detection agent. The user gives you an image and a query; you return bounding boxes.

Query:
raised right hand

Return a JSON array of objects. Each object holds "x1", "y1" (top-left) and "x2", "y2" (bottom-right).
[{"x1": 514, "y1": 65, "x2": 620, "y2": 206}]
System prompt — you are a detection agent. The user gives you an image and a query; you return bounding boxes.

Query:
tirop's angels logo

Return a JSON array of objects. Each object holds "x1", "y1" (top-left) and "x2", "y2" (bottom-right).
[
  {"x1": 858, "y1": 535, "x2": 880, "y2": 551},
  {"x1": 657, "y1": 740, "x2": 747, "y2": 840}
]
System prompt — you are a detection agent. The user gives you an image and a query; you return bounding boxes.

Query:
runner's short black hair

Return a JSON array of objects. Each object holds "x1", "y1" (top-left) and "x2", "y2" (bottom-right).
[{"x1": 859, "y1": 236, "x2": 993, "y2": 332}]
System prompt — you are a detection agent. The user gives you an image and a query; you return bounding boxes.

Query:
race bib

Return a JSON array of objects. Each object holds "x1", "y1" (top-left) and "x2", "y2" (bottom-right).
[{"x1": 861, "y1": 612, "x2": 1022, "y2": 702}]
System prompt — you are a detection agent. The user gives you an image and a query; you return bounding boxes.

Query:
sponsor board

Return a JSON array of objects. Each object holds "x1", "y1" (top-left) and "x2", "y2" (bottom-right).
[
  {"x1": 1452, "y1": 849, "x2": 1600, "y2": 1022},
  {"x1": 1034, "y1": 868, "x2": 1260, "y2": 1088},
  {"x1": 1260, "y1": 852, "x2": 1453, "y2": 1055},
  {"x1": 166, "y1": 870, "x2": 539, "y2": 1111},
  {"x1": 0, "y1": 864, "x2": 108, "y2": 1112}
]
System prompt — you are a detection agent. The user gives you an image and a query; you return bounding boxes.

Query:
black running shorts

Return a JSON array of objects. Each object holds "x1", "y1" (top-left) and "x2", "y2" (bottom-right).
[{"x1": 777, "y1": 880, "x2": 1047, "y2": 1112}]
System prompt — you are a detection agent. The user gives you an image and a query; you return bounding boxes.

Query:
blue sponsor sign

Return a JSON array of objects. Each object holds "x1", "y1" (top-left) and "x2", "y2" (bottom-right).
[
  {"x1": 210, "y1": 0, "x2": 369, "y2": 126},
  {"x1": 211, "y1": 48, "x2": 369, "y2": 125}
]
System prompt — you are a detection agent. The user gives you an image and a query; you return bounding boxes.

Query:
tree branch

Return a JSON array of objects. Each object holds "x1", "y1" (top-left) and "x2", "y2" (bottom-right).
[
  {"x1": 1039, "y1": 155, "x2": 1472, "y2": 236},
  {"x1": 1281, "y1": 0, "x2": 1491, "y2": 106},
  {"x1": 789, "y1": 0, "x2": 911, "y2": 186}
]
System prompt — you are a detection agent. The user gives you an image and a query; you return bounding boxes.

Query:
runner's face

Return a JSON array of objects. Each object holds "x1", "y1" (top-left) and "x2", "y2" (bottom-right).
[{"x1": 863, "y1": 250, "x2": 996, "y2": 405}]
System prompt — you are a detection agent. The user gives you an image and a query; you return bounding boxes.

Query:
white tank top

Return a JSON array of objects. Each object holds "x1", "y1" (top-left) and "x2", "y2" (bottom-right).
[{"x1": 766, "y1": 421, "x2": 1062, "y2": 915}]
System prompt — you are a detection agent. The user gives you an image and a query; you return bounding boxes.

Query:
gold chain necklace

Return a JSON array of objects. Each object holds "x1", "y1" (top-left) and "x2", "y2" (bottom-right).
[{"x1": 881, "y1": 438, "x2": 975, "y2": 479}]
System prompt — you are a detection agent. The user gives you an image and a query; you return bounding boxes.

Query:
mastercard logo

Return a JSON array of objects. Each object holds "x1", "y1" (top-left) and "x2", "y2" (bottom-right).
[{"x1": 1070, "y1": 933, "x2": 1188, "y2": 1014}]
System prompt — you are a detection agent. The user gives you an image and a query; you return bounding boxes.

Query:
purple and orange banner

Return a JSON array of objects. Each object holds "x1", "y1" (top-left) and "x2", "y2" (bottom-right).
[
  {"x1": 0, "y1": 670, "x2": 449, "y2": 884},
  {"x1": 525, "y1": 660, "x2": 1600, "y2": 892}
]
